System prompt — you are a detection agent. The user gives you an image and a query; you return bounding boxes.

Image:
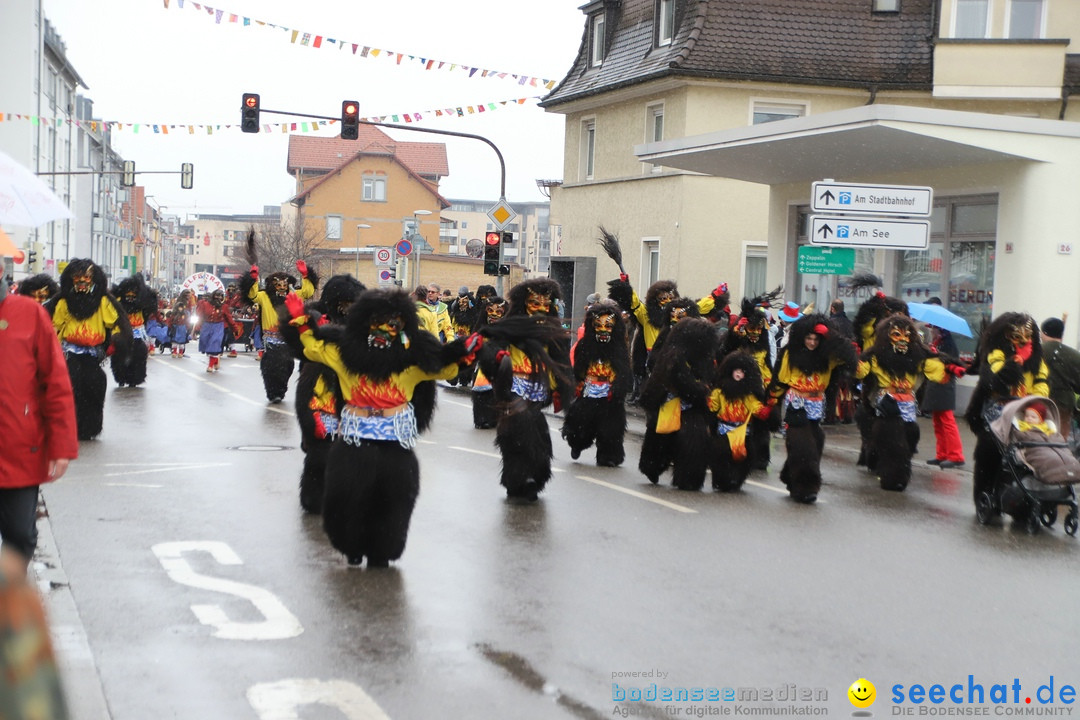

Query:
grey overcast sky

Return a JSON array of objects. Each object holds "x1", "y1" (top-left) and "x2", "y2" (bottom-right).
[{"x1": 41, "y1": 0, "x2": 584, "y2": 217}]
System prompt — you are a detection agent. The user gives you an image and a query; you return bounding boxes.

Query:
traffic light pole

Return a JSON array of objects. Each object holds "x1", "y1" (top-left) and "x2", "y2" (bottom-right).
[{"x1": 256, "y1": 108, "x2": 507, "y2": 199}]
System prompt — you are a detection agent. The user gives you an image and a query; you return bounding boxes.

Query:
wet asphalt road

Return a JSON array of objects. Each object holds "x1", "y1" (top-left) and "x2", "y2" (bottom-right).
[{"x1": 35, "y1": 350, "x2": 1080, "y2": 719}]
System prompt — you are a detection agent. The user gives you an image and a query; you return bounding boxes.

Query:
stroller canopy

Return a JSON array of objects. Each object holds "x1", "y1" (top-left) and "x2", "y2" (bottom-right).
[{"x1": 989, "y1": 396, "x2": 1061, "y2": 445}]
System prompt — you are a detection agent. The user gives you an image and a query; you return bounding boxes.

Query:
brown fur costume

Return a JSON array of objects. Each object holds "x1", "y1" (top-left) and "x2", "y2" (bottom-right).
[
  {"x1": 471, "y1": 296, "x2": 507, "y2": 429},
  {"x1": 476, "y1": 278, "x2": 572, "y2": 500},
  {"x1": 964, "y1": 312, "x2": 1049, "y2": 512},
  {"x1": 560, "y1": 299, "x2": 633, "y2": 466},
  {"x1": 638, "y1": 318, "x2": 719, "y2": 490},
  {"x1": 770, "y1": 314, "x2": 856, "y2": 503},
  {"x1": 16, "y1": 273, "x2": 59, "y2": 303},
  {"x1": 608, "y1": 278, "x2": 679, "y2": 403},
  {"x1": 723, "y1": 290, "x2": 782, "y2": 469}
]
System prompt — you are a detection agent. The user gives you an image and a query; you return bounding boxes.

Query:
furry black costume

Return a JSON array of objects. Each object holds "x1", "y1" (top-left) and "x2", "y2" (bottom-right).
[
  {"x1": 608, "y1": 277, "x2": 679, "y2": 403},
  {"x1": 769, "y1": 314, "x2": 855, "y2": 503},
  {"x1": 110, "y1": 274, "x2": 159, "y2": 387},
  {"x1": 638, "y1": 318, "x2": 719, "y2": 490},
  {"x1": 723, "y1": 289, "x2": 783, "y2": 470},
  {"x1": 855, "y1": 314, "x2": 962, "y2": 491},
  {"x1": 560, "y1": 299, "x2": 632, "y2": 466},
  {"x1": 47, "y1": 259, "x2": 133, "y2": 440},
  {"x1": 241, "y1": 260, "x2": 317, "y2": 402},
  {"x1": 446, "y1": 289, "x2": 480, "y2": 386},
  {"x1": 279, "y1": 274, "x2": 365, "y2": 514},
  {"x1": 850, "y1": 276, "x2": 910, "y2": 467},
  {"x1": 644, "y1": 296, "x2": 701, "y2": 375},
  {"x1": 16, "y1": 273, "x2": 59, "y2": 304},
  {"x1": 471, "y1": 296, "x2": 507, "y2": 429},
  {"x1": 282, "y1": 286, "x2": 477, "y2": 566},
  {"x1": 709, "y1": 351, "x2": 769, "y2": 491},
  {"x1": 476, "y1": 278, "x2": 572, "y2": 500},
  {"x1": 964, "y1": 312, "x2": 1050, "y2": 514}
]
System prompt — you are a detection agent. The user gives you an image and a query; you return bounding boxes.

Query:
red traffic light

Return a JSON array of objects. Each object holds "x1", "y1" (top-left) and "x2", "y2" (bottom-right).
[
  {"x1": 485, "y1": 232, "x2": 501, "y2": 246},
  {"x1": 343, "y1": 103, "x2": 358, "y2": 116},
  {"x1": 244, "y1": 95, "x2": 259, "y2": 108}
]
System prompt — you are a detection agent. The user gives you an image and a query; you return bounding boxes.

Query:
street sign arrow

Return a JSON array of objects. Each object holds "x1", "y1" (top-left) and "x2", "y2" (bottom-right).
[{"x1": 812, "y1": 181, "x2": 933, "y2": 217}]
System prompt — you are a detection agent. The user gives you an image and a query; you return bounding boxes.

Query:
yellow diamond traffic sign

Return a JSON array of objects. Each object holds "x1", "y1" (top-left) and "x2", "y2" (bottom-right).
[{"x1": 487, "y1": 199, "x2": 517, "y2": 230}]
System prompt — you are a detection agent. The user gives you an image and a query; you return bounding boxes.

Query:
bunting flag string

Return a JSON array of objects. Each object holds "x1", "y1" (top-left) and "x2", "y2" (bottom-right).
[
  {"x1": 0, "y1": 96, "x2": 540, "y2": 136},
  {"x1": 163, "y1": 0, "x2": 559, "y2": 92}
]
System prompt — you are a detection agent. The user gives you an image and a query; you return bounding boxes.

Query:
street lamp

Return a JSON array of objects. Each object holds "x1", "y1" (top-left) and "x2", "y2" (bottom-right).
[
  {"x1": 355, "y1": 224, "x2": 371, "y2": 278},
  {"x1": 412, "y1": 209, "x2": 432, "y2": 287}
]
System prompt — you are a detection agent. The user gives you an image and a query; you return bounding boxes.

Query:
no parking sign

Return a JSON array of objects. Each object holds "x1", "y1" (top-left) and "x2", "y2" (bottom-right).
[{"x1": 395, "y1": 238, "x2": 413, "y2": 257}]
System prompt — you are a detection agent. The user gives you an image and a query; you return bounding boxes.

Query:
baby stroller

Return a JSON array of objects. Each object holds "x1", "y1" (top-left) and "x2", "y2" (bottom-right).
[{"x1": 978, "y1": 396, "x2": 1080, "y2": 535}]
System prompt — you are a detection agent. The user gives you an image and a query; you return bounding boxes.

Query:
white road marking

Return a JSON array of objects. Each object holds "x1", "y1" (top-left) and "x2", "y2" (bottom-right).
[
  {"x1": 152, "y1": 541, "x2": 303, "y2": 640},
  {"x1": 449, "y1": 446, "x2": 501, "y2": 459},
  {"x1": 99, "y1": 463, "x2": 231, "y2": 478},
  {"x1": 104, "y1": 483, "x2": 164, "y2": 488},
  {"x1": 574, "y1": 475, "x2": 697, "y2": 514},
  {"x1": 745, "y1": 478, "x2": 826, "y2": 502},
  {"x1": 152, "y1": 356, "x2": 293, "y2": 415},
  {"x1": 247, "y1": 679, "x2": 391, "y2": 720}
]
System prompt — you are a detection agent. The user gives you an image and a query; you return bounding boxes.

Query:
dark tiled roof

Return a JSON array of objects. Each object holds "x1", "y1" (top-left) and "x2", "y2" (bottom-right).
[{"x1": 542, "y1": 0, "x2": 935, "y2": 107}]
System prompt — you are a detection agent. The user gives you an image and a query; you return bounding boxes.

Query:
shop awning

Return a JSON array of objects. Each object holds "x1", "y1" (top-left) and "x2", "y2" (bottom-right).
[{"x1": 634, "y1": 104, "x2": 1079, "y2": 186}]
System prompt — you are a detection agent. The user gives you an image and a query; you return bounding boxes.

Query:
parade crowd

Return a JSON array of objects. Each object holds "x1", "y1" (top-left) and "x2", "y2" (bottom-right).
[{"x1": 7, "y1": 229, "x2": 1080, "y2": 572}]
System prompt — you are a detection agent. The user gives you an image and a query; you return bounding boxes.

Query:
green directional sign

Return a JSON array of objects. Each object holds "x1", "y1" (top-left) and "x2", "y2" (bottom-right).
[{"x1": 797, "y1": 246, "x2": 855, "y2": 275}]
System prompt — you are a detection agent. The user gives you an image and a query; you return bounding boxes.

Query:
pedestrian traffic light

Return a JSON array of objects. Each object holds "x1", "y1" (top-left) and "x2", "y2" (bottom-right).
[
  {"x1": 180, "y1": 163, "x2": 194, "y2": 189},
  {"x1": 27, "y1": 244, "x2": 40, "y2": 272},
  {"x1": 502, "y1": 231, "x2": 513, "y2": 244},
  {"x1": 241, "y1": 93, "x2": 261, "y2": 133},
  {"x1": 341, "y1": 100, "x2": 360, "y2": 140},
  {"x1": 484, "y1": 231, "x2": 502, "y2": 275},
  {"x1": 121, "y1": 160, "x2": 135, "y2": 187}
]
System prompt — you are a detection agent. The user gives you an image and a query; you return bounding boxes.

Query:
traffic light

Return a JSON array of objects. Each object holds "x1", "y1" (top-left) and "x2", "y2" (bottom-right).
[
  {"x1": 180, "y1": 162, "x2": 194, "y2": 189},
  {"x1": 483, "y1": 231, "x2": 502, "y2": 275},
  {"x1": 502, "y1": 231, "x2": 513, "y2": 244},
  {"x1": 241, "y1": 93, "x2": 261, "y2": 133},
  {"x1": 27, "y1": 243, "x2": 40, "y2": 272},
  {"x1": 341, "y1": 100, "x2": 360, "y2": 140},
  {"x1": 121, "y1": 160, "x2": 135, "y2": 187}
]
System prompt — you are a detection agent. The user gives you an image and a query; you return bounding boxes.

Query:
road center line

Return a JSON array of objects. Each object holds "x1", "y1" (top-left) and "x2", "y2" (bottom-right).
[
  {"x1": 449, "y1": 446, "x2": 502, "y2": 459},
  {"x1": 574, "y1": 475, "x2": 697, "y2": 514},
  {"x1": 744, "y1": 478, "x2": 826, "y2": 502}
]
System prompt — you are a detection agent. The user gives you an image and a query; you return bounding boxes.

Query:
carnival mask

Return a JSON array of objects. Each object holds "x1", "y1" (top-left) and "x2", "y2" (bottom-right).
[
  {"x1": 211, "y1": 290, "x2": 225, "y2": 307},
  {"x1": 889, "y1": 326, "x2": 911, "y2": 354},
  {"x1": 656, "y1": 291, "x2": 674, "y2": 309},
  {"x1": 486, "y1": 302, "x2": 507, "y2": 322},
  {"x1": 72, "y1": 268, "x2": 95, "y2": 294},
  {"x1": 525, "y1": 289, "x2": 551, "y2": 316},
  {"x1": 368, "y1": 314, "x2": 404, "y2": 349},
  {"x1": 669, "y1": 306, "x2": 689, "y2": 325},
  {"x1": 29, "y1": 286, "x2": 52, "y2": 304},
  {"x1": 1008, "y1": 321, "x2": 1033, "y2": 347},
  {"x1": 592, "y1": 312, "x2": 616, "y2": 343},
  {"x1": 271, "y1": 276, "x2": 290, "y2": 297}
]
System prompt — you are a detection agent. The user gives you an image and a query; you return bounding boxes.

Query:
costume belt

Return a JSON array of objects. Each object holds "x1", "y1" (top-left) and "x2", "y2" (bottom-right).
[
  {"x1": 582, "y1": 380, "x2": 611, "y2": 399},
  {"x1": 511, "y1": 374, "x2": 549, "y2": 402},
  {"x1": 62, "y1": 341, "x2": 104, "y2": 361},
  {"x1": 345, "y1": 402, "x2": 409, "y2": 417},
  {"x1": 339, "y1": 402, "x2": 417, "y2": 449},
  {"x1": 263, "y1": 329, "x2": 284, "y2": 346}
]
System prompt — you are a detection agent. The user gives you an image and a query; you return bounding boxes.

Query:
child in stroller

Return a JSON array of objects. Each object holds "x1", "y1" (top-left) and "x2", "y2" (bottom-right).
[{"x1": 980, "y1": 396, "x2": 1080, "y2": 535}]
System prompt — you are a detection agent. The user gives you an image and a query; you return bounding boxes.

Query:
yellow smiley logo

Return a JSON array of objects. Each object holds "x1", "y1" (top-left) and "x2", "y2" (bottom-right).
[{"x1": 848, "y1": 678, "x2": 876, "y2": 709}]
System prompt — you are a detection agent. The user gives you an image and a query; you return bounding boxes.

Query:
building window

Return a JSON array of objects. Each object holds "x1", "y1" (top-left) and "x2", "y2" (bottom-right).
[
  {"x1": 752, "y1": 101, "x2": 807, "y2": 125},
  {"x1": 590, "y1": 13, "x2": 606, "y2": 67},
  {"x1": 582, "y1": 119, "x2": 596, "y2": 180},
  {"x1": 872, "y1": 0, "x2": 900, "y2": 11},
  {"x1": 362, "y1": 174, "x2": 386, "y2": 202},
  {"x1": 647, "y1": 104, "x2": 664, "y2": 173},
  {"x1": 642, "y1": 238, "x2": 660, "y2": 287},
  {"x1": 744, "y1": 247, "x2": 768, "y2": 298},
  {"x1": 1008, "y1": 0, "x2": 1044, "y2": 39},
  {"x1": 657, "y1": 0, "x2": 675, "y2": 46},
  {"x1": 326, "y1": 215, "x2": 342, "y2": 240},
  {"x1": 954, "y1": 0, "x2": 990, "y2": 38}
]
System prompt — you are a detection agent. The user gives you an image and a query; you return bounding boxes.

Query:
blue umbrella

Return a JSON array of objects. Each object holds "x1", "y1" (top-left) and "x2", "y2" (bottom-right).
[{"x1": 907, "y1": 302, "x2": 973, "y2": 337}]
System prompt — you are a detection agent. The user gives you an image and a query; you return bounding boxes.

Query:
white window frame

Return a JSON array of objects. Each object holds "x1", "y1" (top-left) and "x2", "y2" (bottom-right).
[
  {"x1": 362, "y1": 174, "x2": 387, "y2": 202},
  {"x1": 657, "y1": 0, "x2": 676, "y2": 46},
  {"x1": 1005, "y1": 0, "x2": 1045, "y2": 39},
  {"x1": 953, "y1": 0, "x2": 991, "y2": 39},
  {"x1": 872, "y1": 0, "x2": 901, "y2": 12},
  {"x1": 743, "y1": 243, "x2": 769, "y2": 299},
  {"x1": 750, "y1": 99, "x2": 808, "y2": 125},
  {"x1": 590, "y1": 13, "x2": 606, "y2": 67},
  {"x1": 645, "y1": 103, "x2": 664, "y2": 174},
  {"x1": 641, "y1": 237, "x2": 661, "y2": 288},
  {"x1": 325, "y1": 215, "x2": 342, "y2": 240},
  {"x1": 581, "y1": 118, "x2": 597, "y2": 181}
]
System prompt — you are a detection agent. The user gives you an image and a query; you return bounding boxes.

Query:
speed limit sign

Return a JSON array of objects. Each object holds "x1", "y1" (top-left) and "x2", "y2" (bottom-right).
[{"x1": 374, "y1": 247, "x2": 394, "y2": 266}]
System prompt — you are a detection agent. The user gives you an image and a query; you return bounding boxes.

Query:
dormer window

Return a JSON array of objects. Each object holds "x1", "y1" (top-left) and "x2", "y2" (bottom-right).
[
  {"x1": 590, "y1": 12, "x2": 606, "y2": 67},
  {"x1": 872, "y1": 0, "x2": 900, "y2": 12},
  {"x1": 658, "y1": 0, "x2": 675, "y2": 46}
]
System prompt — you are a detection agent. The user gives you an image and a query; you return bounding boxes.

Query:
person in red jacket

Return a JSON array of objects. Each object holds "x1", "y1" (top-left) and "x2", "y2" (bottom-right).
[{"x1": 0, "y1": 279, "x2": 78, "y2": 568}]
